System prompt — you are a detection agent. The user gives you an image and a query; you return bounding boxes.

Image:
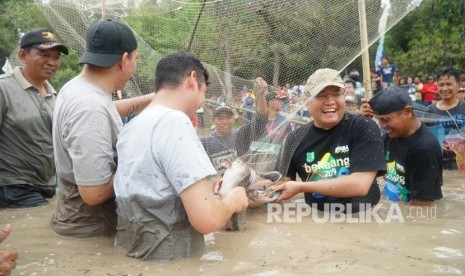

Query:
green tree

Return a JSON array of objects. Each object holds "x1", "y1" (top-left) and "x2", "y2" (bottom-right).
[
  {"x1": 0, "y1": 0, "x2": 80, "y2": 90},
  {"x1": 386, "y1": 0, "x2": 465, "y2": 79},
  {"x1": 0, "y1": 0, "x2": 48, "y2": 66}
]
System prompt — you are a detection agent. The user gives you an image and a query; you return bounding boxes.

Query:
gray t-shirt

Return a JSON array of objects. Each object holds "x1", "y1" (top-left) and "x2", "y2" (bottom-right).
[
  {"x1": 114, "y1": 105, "x2": 217, "y2": 261},
  {"x1": 0, "y1": 67, "x2": 56, "y2": 195},
  {"x1": 51, "y1": 75, "x2": 122, "y2": 238}
]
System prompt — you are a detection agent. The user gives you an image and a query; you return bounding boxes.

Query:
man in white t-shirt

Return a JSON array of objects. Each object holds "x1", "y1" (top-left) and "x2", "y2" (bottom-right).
[{"x1": 114, "y1": 51, "x2": 248, "y2": 261}]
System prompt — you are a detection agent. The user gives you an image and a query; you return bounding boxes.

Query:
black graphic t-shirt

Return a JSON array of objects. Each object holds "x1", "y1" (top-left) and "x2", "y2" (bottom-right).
[
  {"x1": 383, "y1": 124, "x2": 443, "y2": 202},
  {"x1": 284, "y1": 114, "x2": 386, "y2": 212}
]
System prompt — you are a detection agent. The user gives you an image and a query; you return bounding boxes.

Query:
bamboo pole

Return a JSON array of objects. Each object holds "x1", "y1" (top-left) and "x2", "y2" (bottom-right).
[
  {"x1": 358, "y1": 0, "x2": 372, "y2": 99},
  {"x1": 101, "y1": 0, "x2": 106, "y2": 20}
]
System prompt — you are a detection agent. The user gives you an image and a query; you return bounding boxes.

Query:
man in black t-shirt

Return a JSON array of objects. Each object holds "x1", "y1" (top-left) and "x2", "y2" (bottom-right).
[
  {"x1": 362, "y1": 87, "x2": 443, "y2": 205},
  {"x1": 275, "y1": 68, "x2": 386, "y2": 213}
]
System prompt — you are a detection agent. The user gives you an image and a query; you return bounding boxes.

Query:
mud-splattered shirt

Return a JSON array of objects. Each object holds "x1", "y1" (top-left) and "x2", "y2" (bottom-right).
[
  {"x1": 52, "y1": 76, "x2": 121, "y2": 238},
  {"x1": 0, "y1": 67, "x2": 56, "y2": 195},
  {"x1": 114, "y1": 105, "x2": 217, "y2": 261}
]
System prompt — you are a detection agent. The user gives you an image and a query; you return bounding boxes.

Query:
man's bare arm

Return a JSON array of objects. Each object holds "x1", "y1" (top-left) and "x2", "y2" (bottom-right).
[
  {"x1": 114, "y1": 93, "x2": 154, "y2": 121},
  {"x1": 78, "y1": 174, "x2": 115, "y2": 206},
  {"x1": 180, "y1": 178, "x2": 248, "y2": 234}
]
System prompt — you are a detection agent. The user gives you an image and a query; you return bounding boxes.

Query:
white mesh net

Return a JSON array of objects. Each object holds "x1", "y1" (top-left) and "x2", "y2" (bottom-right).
[{"x1": 33, "y1": 0, "x2": 423, "y2": 175}]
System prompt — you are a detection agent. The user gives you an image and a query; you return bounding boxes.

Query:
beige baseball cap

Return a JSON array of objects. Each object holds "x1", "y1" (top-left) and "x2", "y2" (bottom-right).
[{"x1": 304, "y1": 68, "x2": 345, "y2": 98}]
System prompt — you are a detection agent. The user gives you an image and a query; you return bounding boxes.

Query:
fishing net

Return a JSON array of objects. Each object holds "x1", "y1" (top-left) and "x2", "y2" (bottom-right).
[
  {"x1": 418, "y1": 109, "x2": 465, "y2": 176},
  {"x1": 29, "y1": 0, "x2": 431, "y2": 175}
]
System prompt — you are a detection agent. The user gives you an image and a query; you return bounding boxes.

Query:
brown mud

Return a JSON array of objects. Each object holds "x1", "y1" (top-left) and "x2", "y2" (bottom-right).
[{"x1": 1, "y1": 171, "x2": 464, "y2": 275}]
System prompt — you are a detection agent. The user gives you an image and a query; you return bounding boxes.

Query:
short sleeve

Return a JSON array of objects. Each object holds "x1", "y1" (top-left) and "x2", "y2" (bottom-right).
[
  {"x1": 348, "y1": 117, "x2": 386, "y2": 175},
  {"x1": 153, "y1": 112, "x2": 216, "y2": 194},
  {"x1": 65, "y1": 110, "x2": 117, "y2": 185}
]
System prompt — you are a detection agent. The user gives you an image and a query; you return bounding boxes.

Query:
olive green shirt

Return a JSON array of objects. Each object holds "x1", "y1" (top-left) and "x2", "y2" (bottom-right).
[{"x1": 0, "y1": 67, "x2": 56, "y2": 196}]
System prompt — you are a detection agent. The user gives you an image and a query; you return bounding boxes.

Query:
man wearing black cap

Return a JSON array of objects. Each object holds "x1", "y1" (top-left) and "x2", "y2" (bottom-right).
[
  {"x1": 0, "y1": 28, "x2": 68, "y2": 208},
  {"x1": 51, "y1": 20, "x2": 153, "y2": 238},
  {"x1": 361, "y1": 87, "x2": 443, "y2": 205},
  {"x1": 275, "y1": 68, "x2": 386, "y2": 213},
  {"x1": 200, "y1": 77, "x2": 267, "y2": 174}
]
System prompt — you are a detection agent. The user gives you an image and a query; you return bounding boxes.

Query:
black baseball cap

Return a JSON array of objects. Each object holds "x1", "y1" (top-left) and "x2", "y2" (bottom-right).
[
  {"x1": 369, "y1": 87, "x2": 413, "y2": 115},
  {"x1": 213, "y1": 105, "x2": 234, "y2": 117},
  {"x1": 20, "y1": 28, "x2": 69, "y2": 55},
  {"x1": 78, "y1": 19, "x2": 138, "y2": 68}
]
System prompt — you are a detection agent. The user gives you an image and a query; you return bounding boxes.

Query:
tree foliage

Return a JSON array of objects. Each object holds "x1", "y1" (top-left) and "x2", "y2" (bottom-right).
[
  {"x1": 0, "y1": 0, "x2": 48, "y2": 64},
  {"x1": 2, "y1": 0, "x2": 460, "y2": 91},
  {"x1": 0, "y1": 0, "x2": 79, "y2": 90},
  {"x1": 385, "y1": 0, "x2": 465, "y2": 80}
]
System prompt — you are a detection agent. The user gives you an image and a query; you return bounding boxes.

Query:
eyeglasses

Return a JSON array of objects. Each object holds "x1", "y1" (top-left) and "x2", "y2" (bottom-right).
[{"x1": 314, "y1": 90, "x2": 345, "y2": 101}]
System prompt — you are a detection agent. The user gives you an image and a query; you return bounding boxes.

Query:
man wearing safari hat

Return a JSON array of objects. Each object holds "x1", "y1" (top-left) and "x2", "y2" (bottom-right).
[
  {"x1": 275, "y1": 68, "x2": 386, "y2": 213},
  {"x1": 0, "y1": 28, "x2": 68, "y2": 208},
  {"x1": 360, "y1": 87, "x2": 443, "y2": 205},
  {"x1": 52, "y1": 20, "x2": 153, "y2": 238}
]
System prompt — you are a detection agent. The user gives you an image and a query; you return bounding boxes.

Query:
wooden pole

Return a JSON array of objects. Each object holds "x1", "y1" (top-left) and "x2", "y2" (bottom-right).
[
  {"x1": 358, "y1": 0, "x2": 372, "y2": 99},
  {"x1": 101, "y1": 0, "x2": 106, "y2": 20}
]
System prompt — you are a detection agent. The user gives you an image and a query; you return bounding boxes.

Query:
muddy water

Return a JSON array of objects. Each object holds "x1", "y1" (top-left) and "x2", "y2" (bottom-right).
[{"x1": 1, "y1": 171, "x2": 464, "y2": 275}]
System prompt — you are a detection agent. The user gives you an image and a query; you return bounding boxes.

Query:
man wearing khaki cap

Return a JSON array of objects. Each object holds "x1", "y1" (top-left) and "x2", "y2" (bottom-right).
[
  {"x1": 0, "y1": 28, "x2": 68, "y2": 208},
  {"x1": 275, "y1": 68, "x2": 386, "y2": 213}
]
